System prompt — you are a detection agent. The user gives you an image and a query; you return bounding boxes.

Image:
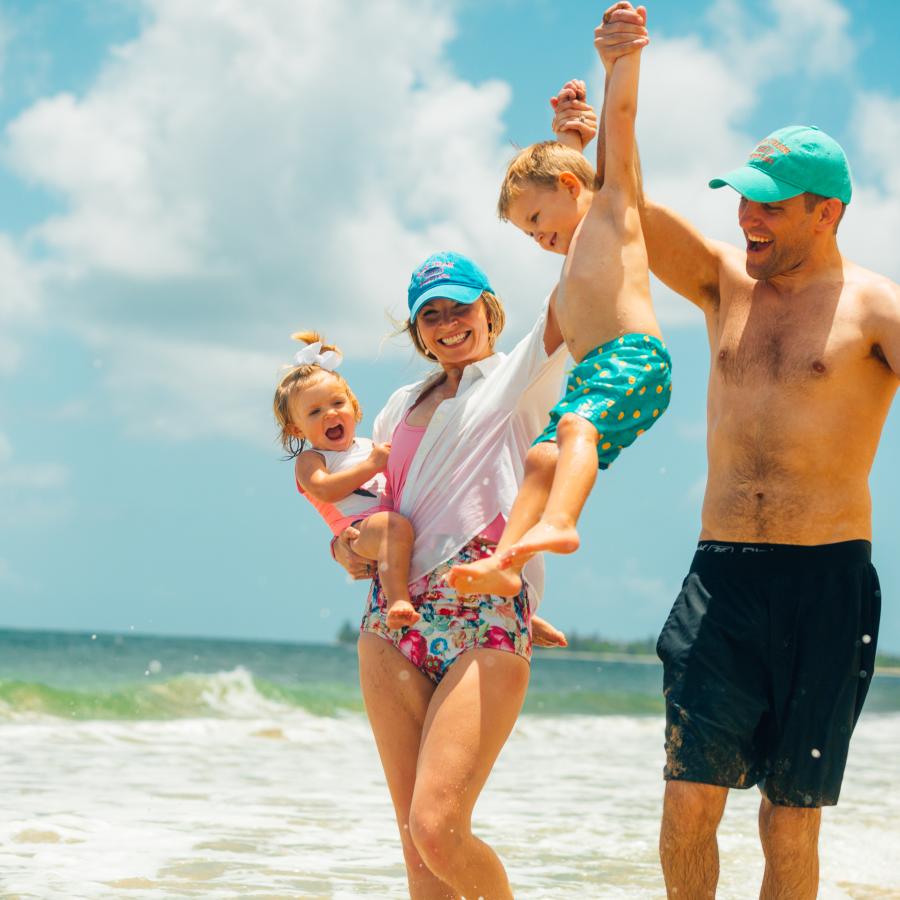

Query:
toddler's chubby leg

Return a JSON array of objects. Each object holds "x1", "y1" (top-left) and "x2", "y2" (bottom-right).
[
  {"x1": 351, "y1": 512, "x2": 419, "y2": 630},
  {"x1": 501, "y1": 413, "x2": 599, "y2": 567},
  {"x1": 447, "y1": 441, "x2": 559, "y2": 597}
]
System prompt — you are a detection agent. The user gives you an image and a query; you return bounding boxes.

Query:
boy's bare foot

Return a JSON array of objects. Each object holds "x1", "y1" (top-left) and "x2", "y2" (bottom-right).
[
  {"x1": 447, "y1": 556, "x2": 523, "y2": 598},
  {"x1": 500, "y1": 521, "x2": 580, "y2": 569},
  {"x1": 386, "y1": 600, "x2": 420, "y2": 630},
  {"x1": 531, "y1": 615, "x2": 568, "y2": 647}
]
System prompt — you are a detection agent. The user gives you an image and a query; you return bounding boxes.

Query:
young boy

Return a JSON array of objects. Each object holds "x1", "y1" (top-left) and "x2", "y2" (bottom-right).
[{"x1": 449, "y1": 5, "x2": 670, "y2": 596}]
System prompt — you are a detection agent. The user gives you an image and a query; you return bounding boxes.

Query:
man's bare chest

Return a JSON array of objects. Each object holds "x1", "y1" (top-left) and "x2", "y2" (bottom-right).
[{"x1": 712, "y1": 296, "x2": 861, "y2": 389}]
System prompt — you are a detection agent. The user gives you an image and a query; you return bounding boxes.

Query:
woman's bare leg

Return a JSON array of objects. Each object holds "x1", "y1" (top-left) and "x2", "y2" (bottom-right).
[
  {"x1": 352, "y1": 513, "x2": 419, "y2": 628},
  {"x1": 357, "y1": 634, "x2": 456, "y2": 899},
  {"x1": 408, "y1": 649, "x2": 530, "y2": 899}
]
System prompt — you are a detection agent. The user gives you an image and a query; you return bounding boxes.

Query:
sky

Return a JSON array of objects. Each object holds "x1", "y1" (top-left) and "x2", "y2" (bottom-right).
[{"x1": 1, "y1": 0, "x2": 899, "y2": 651}]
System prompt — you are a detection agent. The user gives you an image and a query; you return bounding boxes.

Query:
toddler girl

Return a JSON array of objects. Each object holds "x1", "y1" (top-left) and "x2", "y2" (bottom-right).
[{"x1": 273, "y1": 332, "x2": 419, "y2": 630}]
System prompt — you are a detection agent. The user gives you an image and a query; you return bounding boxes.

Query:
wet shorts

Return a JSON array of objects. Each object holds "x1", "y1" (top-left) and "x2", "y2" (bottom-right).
[
  {"x1": 360, "y1": 536, "x2": 532, "y2": 684},
  {"x1": 533, "y1": 333, "x2": 672, "y2": 469},
  {"x1": 657, "y1": 540, "x2": 881, "y2": 807}
]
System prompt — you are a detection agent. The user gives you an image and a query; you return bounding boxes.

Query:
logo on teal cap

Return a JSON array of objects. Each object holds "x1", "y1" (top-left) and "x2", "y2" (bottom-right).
[
  {"x1": 709, "y1": 125, "x2": 852, "y2": 205},
  {"x1": 407, "y1": 251, "x2": 494, "y2": 322}
]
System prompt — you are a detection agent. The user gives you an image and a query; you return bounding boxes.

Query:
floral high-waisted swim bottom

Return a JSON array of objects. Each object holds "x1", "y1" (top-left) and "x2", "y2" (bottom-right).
[{"x1": 360, "y1": 536, "x2": 532, "y2": 684}]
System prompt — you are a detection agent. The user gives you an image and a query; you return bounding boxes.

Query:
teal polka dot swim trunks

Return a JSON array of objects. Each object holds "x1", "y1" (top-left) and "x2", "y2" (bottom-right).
[{"x1": 534, "y1": 333, "x2": 672, "y2": 469}]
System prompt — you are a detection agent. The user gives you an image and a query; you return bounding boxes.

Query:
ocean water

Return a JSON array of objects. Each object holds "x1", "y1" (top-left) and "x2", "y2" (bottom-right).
[{"x1": 1, "y1": 628, "x2": 898, "y2": 899}]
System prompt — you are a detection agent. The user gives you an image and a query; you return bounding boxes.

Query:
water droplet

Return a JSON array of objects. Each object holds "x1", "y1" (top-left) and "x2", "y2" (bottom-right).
[
  {"x1": 148, "y1": 659, "x2": 162, "y2": 674},
  {"x1": 90, "y1": 634, "x2": 97, "y2": 641},
  {"x1": 862, "y1": 634, "x2": 872, "y2": 644},
  {"x1": 319, "y1": 607, "x2": 331, "y2": 619},
  {"x1": 804, "y1": 794, "x2": 813, "y2": 805},
  {"x1": 859, "y1": 670, "x2": 867, "y2": 679},
  {"x1": 398, "y1": 670, "x2": 410, "y2": 681},
  {"x1": 810, "y1": 748, "x2": 821, "y2": 759},
  {"x1": 874, "y1": 589, "x2": 881, "y2": 597}
]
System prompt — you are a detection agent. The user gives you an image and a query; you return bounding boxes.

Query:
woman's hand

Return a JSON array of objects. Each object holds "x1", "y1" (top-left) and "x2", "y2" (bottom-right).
[
  {"x1": 333, "y1": 525, "x2": 375, "y2": 580},
  {"x1": 550, "y1": 79, "x2": 597, "y2": 151}
]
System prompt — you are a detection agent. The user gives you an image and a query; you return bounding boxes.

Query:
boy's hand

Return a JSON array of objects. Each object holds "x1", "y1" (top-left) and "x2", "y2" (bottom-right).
[
  {"x1": 595, "y1": 2, "x2": 648, "y2": 73},
  {"x1": 550, "y1": 79, "x2": 597, "y2": 151},
  {"x1": 368, "y1": 441, "x2": 391, "y2": 471}
]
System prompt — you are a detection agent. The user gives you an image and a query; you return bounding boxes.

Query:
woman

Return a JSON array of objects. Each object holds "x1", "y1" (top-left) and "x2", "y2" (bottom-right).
[{"x1": 334, "y1": 250, "x2": 567, "y2": 898}]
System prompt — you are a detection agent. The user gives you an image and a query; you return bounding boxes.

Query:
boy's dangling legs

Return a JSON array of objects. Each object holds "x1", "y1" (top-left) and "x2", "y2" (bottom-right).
[
  {"x1": 446, "y1": 440, "x2": 558, "y2": 597},
  {"x1": 348, "y1": 511, "x2": 420, "y2": 629},
  {"x1": 447, "y1": 415, "x2": 600, "y2": 597}
]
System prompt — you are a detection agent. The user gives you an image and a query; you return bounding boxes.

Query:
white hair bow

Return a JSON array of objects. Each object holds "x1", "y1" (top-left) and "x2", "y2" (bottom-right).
[{"x1": 294, "y1": 341, "x2": 343, "y2": 371}]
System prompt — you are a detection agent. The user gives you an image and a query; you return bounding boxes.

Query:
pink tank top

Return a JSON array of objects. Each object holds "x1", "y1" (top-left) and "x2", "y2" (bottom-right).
[{"x1": 388, "y1": 413, "x2": 504, "y2": 542}]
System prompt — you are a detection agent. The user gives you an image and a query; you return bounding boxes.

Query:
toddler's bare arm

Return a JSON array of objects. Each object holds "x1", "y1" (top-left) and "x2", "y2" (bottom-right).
[{"x1": 295, "y1": 443, "x2": 389, "y2": 503}]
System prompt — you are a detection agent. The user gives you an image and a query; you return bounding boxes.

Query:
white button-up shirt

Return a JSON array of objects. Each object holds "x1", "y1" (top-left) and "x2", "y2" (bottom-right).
[{"x1": 373, "y1": 300, "x2": 568, "y2": 607}]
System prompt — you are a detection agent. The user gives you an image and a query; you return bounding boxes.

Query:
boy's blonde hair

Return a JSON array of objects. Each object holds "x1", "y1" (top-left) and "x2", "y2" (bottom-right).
[
  {"x1": 400, "y1": 291, "x2": 506, "y2": 362},
  {"x1": 497, "y1": 141, "x2": 600, "y2": 221},
  {"x1": 273, "y1": 331, "x2": 362, "y2": 458}
]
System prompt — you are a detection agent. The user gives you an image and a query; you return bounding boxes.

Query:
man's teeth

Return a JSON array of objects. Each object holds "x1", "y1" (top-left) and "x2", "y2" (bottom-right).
[
  {"x1": 748, "y1": 234, "x2": 772, "y2": 244},
  {"x1": 439, "y1": 332, "x2": 468, "y2": 346}
]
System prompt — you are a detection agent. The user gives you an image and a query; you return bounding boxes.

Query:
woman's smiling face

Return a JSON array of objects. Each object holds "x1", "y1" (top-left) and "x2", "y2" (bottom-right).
[{"x1": 414, "y1": 297, "x2": 492, "y2": 367}]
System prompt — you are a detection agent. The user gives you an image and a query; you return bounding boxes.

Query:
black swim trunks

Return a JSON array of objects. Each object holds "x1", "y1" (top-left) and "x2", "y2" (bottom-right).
[{"x1": 657, "y1": 540, "x2": 881, "y2": 808}]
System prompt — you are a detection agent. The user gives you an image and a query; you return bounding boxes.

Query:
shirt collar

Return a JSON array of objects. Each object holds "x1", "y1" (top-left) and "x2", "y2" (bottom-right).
[{"x1": 458, "y1": 352, "x2": 505, "y2": 392}]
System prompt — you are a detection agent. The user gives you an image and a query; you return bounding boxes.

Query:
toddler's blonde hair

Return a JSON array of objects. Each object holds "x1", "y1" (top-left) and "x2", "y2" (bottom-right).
[{"x1": 273, "y1": 331, "x2": 362, "y2": 458}]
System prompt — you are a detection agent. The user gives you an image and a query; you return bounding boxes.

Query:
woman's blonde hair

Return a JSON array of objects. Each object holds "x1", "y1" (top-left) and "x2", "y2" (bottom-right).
[
  {"x1": 273, "y1": 331, "x2": 361, "y2": 458},
  {"x1": 400, "y1": 291, "x2": 506, "y2": 362}
]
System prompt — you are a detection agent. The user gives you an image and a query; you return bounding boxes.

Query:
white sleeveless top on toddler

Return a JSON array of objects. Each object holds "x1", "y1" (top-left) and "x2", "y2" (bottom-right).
[{"x1": 297, "y1": 438, "x2": 390, "y2": 536}]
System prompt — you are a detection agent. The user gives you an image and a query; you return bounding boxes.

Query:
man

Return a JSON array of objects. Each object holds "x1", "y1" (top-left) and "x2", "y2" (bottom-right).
[{"x1": 572, "y1": 3, "x2": 900, "y2": 897}]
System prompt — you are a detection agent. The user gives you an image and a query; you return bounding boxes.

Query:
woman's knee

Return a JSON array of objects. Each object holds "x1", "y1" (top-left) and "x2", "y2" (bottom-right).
[{"x1": 407, "y1": 803, "x2": 466, "y2": 877}]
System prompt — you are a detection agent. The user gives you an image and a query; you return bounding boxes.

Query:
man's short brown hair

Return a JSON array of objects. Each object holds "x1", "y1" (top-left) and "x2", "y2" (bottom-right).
[{"x1": 497, "y1": 141, "x2": 600, "y2": 221}]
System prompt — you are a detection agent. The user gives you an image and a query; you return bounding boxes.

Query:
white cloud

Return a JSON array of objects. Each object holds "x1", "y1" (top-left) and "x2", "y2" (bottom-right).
[
  {"x1": 2, "y1": 0, "x2": 559, "y2": 438},
  {"x1": 0, "y1": 432, "x2": 67, "y2": 489},
  {"x1": 0, "y1": 0, "x2": 895, "y2": 441},
  {"x1": 839, "y1": 92, "x2": 900, "y2": 281},
  {"x1": 0, "y1": 432, "x2": 70, "y2": 531},
  {"x1": 707, "y1": 0, "x2": 854, "y2": 80}
]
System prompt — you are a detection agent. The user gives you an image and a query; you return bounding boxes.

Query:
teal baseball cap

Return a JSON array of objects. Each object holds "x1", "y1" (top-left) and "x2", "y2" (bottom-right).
[
  {"x1": 407, "y1": 251, "x2": 494, "y2": 322},
  {"x1": 709, "y1": 125, "x2": 852, "y2": 204}
]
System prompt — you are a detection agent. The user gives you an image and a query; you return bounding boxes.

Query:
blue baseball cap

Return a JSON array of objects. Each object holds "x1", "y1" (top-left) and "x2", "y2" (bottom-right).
[
  {"x1": 407, "y1": 251, "x2": 494, "y2": 322},
  {"x1": 709, "y1": 125, "x2": 852, "y2": 204}
]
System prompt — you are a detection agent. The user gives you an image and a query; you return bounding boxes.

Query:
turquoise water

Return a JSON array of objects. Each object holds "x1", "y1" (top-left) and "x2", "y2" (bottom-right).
[
  {"x1": 1, "y1": 628, "x2": 899, "y2": 898},
  {"x1": 2, "y1": 627, "x2": 898, "y2": 721}
]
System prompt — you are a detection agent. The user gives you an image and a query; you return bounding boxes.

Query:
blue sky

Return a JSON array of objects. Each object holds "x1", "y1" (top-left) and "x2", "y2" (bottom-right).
[{"x1": 2, "y1": 0, "x2": 899, "y2": 652}]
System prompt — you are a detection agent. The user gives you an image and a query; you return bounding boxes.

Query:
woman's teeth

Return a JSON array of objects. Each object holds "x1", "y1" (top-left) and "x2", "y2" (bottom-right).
[{"x1": 439, "y1": 332, "x2": 468, "y2": 346}]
